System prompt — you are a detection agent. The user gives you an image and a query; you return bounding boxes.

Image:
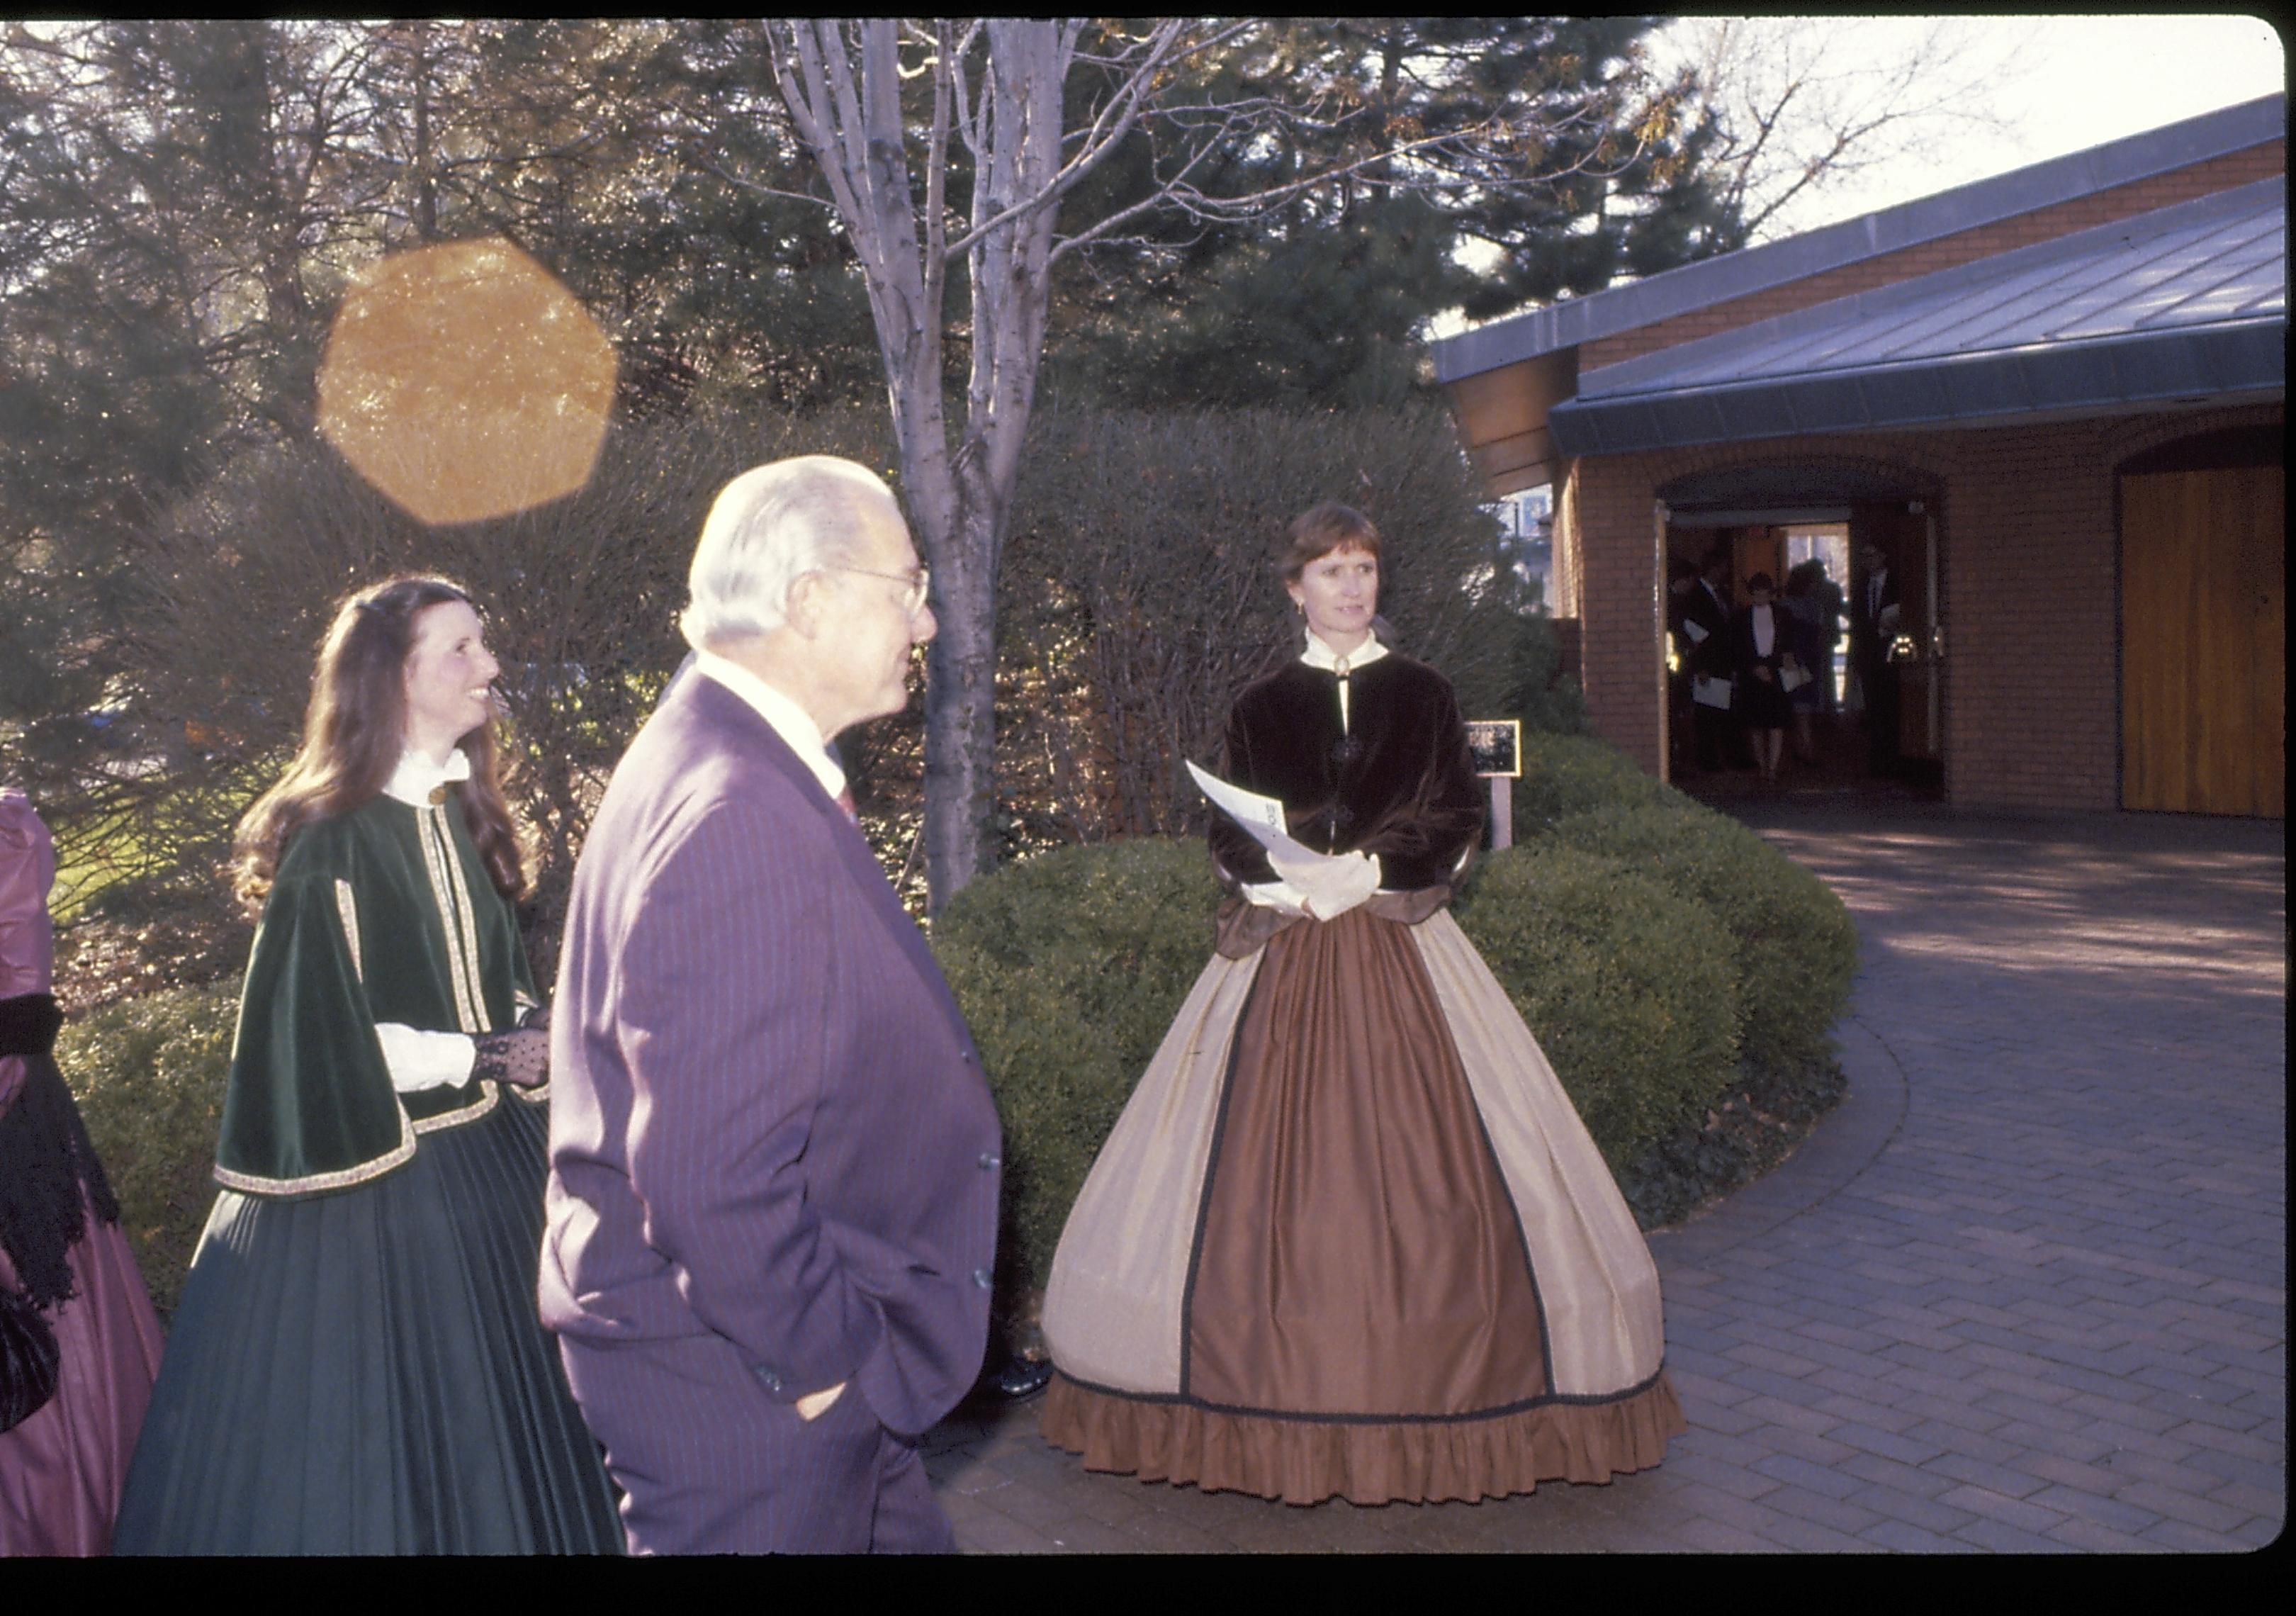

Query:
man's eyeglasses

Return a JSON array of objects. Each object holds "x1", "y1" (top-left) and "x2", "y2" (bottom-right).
[{"x1": 826, "y1": 564, "x2": 930, "y2": 616}]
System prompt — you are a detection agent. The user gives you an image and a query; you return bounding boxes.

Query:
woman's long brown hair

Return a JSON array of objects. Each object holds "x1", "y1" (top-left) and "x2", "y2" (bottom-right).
[{"x1": 231, "y1": 576, "x2": 529, "y2": 917}]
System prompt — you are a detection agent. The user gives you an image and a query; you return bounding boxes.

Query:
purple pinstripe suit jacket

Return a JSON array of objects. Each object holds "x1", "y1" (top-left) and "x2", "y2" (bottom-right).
[{"x1": 540, "y1": 673, "x2": 1001, "y2": 1440}]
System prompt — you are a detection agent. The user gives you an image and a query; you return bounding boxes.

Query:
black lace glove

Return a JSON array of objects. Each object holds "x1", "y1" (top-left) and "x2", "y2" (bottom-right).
[{"x1": 472, "y1": 1018, "x2": 548, "y2": 1089}]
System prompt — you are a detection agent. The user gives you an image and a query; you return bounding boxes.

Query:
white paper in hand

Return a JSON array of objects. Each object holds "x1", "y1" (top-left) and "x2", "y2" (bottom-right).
[{"x1": 1186, "y1": 761, "x2": 1329, "y2": 866}]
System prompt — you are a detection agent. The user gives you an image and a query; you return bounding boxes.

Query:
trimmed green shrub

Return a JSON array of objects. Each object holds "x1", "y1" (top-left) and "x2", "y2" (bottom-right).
[
  {"x1": 1451, "y1": 843, "x2": 1740, "y2": 1168},
  {"x1": 933, "y1": 838, "x2": 1225, "y2": 1294},
  {"x1": 55, "y1": 980, "x2": 238, "y2": 1320},
  {"x1": 1548, "y1": 802, "x2": 1858, "y2": 1076},
  {"x1": 1512, "y1": 732, "x2": 1694, "y2": 833}
]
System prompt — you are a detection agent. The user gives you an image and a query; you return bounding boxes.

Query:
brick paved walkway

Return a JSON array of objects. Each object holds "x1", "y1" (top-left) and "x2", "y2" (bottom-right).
[{"x1": 922, "y1": 803, "x2": 2286, "y2": 1552}]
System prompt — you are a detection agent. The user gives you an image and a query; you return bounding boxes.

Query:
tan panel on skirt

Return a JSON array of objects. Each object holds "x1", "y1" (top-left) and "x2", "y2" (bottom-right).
[
  {"x1": 1041, "y1": 950, "x2": 1264, "y2": 1396},
  {"x1": 1408, "y1": 910, "x2": 1670, "y2": 1397}
]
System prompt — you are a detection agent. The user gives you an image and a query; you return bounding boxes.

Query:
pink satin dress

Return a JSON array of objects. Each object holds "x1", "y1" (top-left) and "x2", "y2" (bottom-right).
[{"x1": 1, "y1": 789, "x2": 166, "y2": 1556}]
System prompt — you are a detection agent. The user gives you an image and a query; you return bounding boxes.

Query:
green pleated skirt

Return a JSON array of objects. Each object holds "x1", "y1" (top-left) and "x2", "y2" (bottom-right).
[{"x1": 113, "y1": 1096, "x2": 623, "y2": 1554}]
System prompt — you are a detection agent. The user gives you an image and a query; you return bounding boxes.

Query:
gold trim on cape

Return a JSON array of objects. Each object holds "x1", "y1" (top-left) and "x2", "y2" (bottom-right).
[
  {"x1": 334, "y1": 879, "x2": 363, "y2": 982},
  {"x1": 411, "y1": 1079, "x2": 499, "y2": 1133},
  {"x1": 213, "y1": 1104, "x2": 417, "y2": 1196},
  {"x1": 416, "y1": 802, "x2": 490, "y2": 1033}
]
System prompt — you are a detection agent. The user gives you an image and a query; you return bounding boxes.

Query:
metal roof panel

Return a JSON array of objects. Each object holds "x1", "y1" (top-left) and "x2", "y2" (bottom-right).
[
  {"x1": 1432, "y1": 94, "x2": 2287, "y2": 383},
  {"x1": 1577, "y1": 180, "x2": 2286, "y2": 405}
]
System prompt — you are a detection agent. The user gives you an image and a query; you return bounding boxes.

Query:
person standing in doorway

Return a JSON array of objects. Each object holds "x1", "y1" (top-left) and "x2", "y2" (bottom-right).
[
  {"x1": 1728, "y1": 573, "x2": 1796, "y2": 786},
  {"x1": 1851, "y1": 542, "x2": 1903, "y2": 777},
  {"x1": 1782, "y1": 561, "x2": 1828, "y2": 767},
  {"x1": 1681, "y1": 548, "x2": 1735, "y2": 773}
]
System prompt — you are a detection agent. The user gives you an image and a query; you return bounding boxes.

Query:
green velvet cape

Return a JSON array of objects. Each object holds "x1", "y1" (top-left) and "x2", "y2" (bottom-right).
[{"x1": 214, "y1": 789, "x2": 541, "y2": 1197}]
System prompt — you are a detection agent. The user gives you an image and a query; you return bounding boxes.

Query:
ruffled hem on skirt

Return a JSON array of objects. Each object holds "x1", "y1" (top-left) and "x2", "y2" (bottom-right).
[{"x1": 1039, "y1": 1369, "x2": 1687, "y2": 1506}]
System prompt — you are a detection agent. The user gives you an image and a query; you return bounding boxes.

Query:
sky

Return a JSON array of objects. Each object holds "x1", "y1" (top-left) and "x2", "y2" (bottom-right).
[
  {"x1": 1656, "y1": 12, "x2": 2287, "y2": 237},
  {"x1": 1437, "y1": 14, "x2": 2284, "y2": 342}
]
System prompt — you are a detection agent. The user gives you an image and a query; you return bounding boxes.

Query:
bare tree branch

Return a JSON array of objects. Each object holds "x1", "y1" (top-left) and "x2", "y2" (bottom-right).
[{"x1": 1672, "y1": 15, "x2": 2039, "y2": 240}]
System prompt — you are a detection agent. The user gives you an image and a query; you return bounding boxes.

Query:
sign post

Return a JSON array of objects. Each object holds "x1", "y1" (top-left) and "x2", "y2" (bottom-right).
[{"x1": 1464, "y1": 719, "x2": 1524, "y2": 851}]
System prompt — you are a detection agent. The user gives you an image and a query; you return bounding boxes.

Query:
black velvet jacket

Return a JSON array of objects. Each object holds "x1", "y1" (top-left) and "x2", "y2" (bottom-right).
[{"x1": 1209, "y1": 651, "x2": 1485, "y2": 893}]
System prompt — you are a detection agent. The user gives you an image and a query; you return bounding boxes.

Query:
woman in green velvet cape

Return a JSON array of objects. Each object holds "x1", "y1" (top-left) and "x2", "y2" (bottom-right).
[{"x1": 113, "y1": 577, "x2": 621, "y2": 1554}]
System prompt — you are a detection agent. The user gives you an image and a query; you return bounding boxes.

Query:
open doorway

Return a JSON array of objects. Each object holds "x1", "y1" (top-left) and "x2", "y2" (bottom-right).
[{"x1": 1660, "y1": 464, "x2": 1943, "y2": 802}]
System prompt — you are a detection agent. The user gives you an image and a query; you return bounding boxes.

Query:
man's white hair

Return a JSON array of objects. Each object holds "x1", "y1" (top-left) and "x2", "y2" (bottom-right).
[{"x1": 680, "y1": 456, "x2": 897, "y2": 649}]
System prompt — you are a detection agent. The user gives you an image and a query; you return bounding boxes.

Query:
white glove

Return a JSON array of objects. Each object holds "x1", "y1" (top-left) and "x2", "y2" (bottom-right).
[
  {"x1": 1241, "y1": 877, "x2": 1311, "y2": 917},
  {"x1": 374, "y1": 1021, "x2": 477, "y2": 1093},
  {"x1": 1267, "y1": 849, "x2": 1382, "y2": 922}
]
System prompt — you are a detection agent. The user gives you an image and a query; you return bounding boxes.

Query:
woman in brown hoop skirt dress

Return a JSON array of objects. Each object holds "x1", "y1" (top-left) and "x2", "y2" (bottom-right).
[{"x1": 1039, "y1": 503, "x2": 1684, "y2": 1505}]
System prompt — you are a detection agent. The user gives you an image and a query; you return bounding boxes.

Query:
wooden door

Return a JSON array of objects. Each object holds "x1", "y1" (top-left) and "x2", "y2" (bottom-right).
[
  {"x1": 1733, "y1": 527, "x2": 1786, "y2": 599},
  {"x1": 2121, "y1": 465, "x2": 2286, "y2": 817}
]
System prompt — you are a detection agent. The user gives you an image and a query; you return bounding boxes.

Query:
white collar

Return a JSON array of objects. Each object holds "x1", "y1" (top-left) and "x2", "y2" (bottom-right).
[
  {"x1": 383, "y1": 746, "x2": 472, "y2": 807},
  {"x1": 1300, "y1": 628, "x2": 1390, "y2": 673},
  {"x1": 693, "y1": 650, "x2": 846, "y2": 802}
]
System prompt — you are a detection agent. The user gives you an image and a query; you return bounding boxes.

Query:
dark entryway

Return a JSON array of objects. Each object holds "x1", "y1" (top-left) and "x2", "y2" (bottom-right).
[{"x1": 1659, "y1": 464, "x2": 1944, "y2": 800}]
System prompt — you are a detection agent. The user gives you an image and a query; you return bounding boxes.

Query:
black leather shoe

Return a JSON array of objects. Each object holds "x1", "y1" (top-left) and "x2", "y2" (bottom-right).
[{"x1": 984, "y1": 1354, "x2": 1054, "y2": 1402}]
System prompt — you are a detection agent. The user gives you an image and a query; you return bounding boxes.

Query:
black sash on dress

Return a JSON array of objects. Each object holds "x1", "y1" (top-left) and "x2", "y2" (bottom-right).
[{"x1": 0, "y1": 993, "x2": 120, "y2": 1312}]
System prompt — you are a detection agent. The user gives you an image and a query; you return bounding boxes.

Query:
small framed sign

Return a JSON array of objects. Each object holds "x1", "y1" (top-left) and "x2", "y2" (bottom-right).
[{"x1": 1465, "y1": 719, "x2": 1521, "y2": 779}]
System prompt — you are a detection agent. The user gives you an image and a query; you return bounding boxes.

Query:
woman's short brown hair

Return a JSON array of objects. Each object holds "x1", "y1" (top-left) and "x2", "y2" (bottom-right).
[{"x1": 1278, "y1": 502, "x2": 1383, "y2": 583}]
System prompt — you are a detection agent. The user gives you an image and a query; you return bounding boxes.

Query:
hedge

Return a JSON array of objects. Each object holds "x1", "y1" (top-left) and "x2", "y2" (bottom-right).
[
  {"x1": 55, "y1": 982, "x2": 237, "y2": 1320},
  {"x1": 935, "y1": 748, "x2": 1859, "y2": 1294},
  {"x1": 932, "y1": 838, "x2": 1222, "y2": 1304},
  {"x1": 1546, "y1": 801, "x2": 1859, "y2": 1076},
  {"x1": 1449, "y1": 843, "x2": 1740, "y2": 1167},
  {"x1": 1512, "y1": 732, "x2": 1691, "y2": 832}
]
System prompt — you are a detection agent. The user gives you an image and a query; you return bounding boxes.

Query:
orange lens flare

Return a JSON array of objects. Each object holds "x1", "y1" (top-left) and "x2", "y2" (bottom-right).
[{"x1": 317, "y1": 237, "x2": 616, "y2": 527}]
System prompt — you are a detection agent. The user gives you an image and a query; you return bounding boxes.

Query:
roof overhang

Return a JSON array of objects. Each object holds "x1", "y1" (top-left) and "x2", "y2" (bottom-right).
[
  {"x1": 1548, "y1": 319, "x2": 2285, "y2": 458},
  {"x1": 1432, "y1": 94, "x2": 2287, "y2": 493},
  {"x1": 1443, "y1": 348, "x2": 1575, "y2": 496}
]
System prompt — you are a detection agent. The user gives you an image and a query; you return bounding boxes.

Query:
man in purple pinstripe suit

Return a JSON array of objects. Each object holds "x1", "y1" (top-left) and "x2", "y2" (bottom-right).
[{"x1": 541, "y1": 457, "x2": 1003, "y2": 1554}]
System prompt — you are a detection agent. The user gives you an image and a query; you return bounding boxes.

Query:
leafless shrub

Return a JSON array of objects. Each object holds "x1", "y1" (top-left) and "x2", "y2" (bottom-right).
[{"x1": 998, "y1": 405, "x2": 1525, "y2": 843}]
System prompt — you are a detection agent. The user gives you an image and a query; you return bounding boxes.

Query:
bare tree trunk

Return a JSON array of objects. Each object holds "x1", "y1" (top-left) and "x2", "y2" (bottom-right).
[
  {"x1": 775, "y1": 18, "x2": 1075, "y2": 908},
  {"x1": 923, "y1": 20, "x2": 1066, "y2": 897}
]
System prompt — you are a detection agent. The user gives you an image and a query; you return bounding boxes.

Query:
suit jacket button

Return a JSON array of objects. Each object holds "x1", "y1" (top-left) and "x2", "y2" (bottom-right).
[
  {"x1": 756, "y1": 1366, "x2": 782, "y2": 1392},
  {"x1": 972, "y1": 1268, "x2": 993, "y2": 1289},
  {"x1": 960, "y1": 1049, "x2": 979, "y2": 1065},
  {"x1": 978, "y1": 1152, "x2": 1001, "y2": 1170}
]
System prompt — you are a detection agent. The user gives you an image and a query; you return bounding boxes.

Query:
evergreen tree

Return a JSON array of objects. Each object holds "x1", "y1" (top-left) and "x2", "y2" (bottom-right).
[{"x1": 1040, "y1": 17, "x2": 1742, "y2": 408}]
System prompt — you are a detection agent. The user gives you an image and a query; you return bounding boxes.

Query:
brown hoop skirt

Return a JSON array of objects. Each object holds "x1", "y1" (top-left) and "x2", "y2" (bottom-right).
[{"x1": 1040, "y1": 904, "x2": 1684, "y2": 1505}]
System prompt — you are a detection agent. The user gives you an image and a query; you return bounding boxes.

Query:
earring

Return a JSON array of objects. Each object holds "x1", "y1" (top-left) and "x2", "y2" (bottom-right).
[{"x1": 1293, "y1": 599, "x2": 1305, "y2": 615}]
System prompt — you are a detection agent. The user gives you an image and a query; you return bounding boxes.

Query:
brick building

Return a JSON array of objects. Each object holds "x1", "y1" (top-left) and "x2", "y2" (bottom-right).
[{"x1": 1432, "y1": 95, "x2": 2285, "y2": 818}]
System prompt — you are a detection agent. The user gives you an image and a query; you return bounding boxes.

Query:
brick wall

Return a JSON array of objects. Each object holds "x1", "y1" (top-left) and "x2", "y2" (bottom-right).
[
  {"x1": 1583, "y1": 141, "x2": 2286, "y2": 371},
  {"x1": 1560, "y1": 403, "x2": 2285, "y2": 811},
  {"x1": 1570, "y1": 455, "x2": 1668, "y2": 775}
]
